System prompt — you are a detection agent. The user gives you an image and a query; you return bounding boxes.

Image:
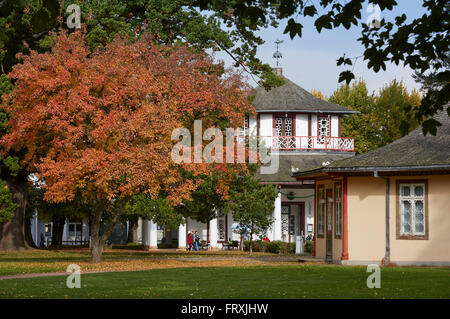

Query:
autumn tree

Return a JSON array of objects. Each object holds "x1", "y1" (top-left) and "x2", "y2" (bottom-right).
[
  {"x1": 311, "y1": 89, "x2": 326, "y2": 101},
  {"x1": 1, "y1": 31, "x2": 253, "y2": 262},
  {"x1": 0, "y1": 0, "x2": 280, "y2": 249}
]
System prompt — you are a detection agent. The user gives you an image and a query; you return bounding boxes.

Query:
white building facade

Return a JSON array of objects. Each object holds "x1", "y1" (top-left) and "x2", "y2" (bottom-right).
[{"x1": 142, "y1": 68, "x2": 356, "y2": 249}]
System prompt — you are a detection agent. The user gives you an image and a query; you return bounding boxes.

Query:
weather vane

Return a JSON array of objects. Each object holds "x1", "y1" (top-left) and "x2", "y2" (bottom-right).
[{"x1": 273, "y1": 39, "x2": 283, "y2": 67}]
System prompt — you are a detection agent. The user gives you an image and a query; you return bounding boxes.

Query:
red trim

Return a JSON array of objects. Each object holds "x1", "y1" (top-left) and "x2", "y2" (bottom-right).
[
  {"x1": 293, "y1": 115, "x2": 296, "y2": 136},
  {"x1": 329, "y1": 115, "x2": 332, "y2": 138},
  {"x1": 257, "y1": 114, "x2": 260, "y2": 138},
  {"x1": 338, "y1": 116, "x2": 341, "y2": 138},
  {"x1": 341, "y1": 176, "x2": 349, "y2": 260},
  {"x1": 308, "y1": 114, "x2": 311, "y2": 136},
  {"x1": 313, "y1": 180, "x2": 317, "y2": 257}
]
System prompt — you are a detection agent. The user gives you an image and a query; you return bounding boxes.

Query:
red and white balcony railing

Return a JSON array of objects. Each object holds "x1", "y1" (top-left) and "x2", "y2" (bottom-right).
[{"x1": 258, "y1": 136, "x2": 355, "y2": 152}]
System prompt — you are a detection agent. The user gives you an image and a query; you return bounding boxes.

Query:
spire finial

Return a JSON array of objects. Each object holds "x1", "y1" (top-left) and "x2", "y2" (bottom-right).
[{"x1": 273, "y1": 39, "x2": 283, "y2": 67}]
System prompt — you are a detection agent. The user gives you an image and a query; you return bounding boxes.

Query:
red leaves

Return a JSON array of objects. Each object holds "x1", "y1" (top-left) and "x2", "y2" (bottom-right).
[{"x1": 1, "y1": 31, "x2": 254, "y2": 205}]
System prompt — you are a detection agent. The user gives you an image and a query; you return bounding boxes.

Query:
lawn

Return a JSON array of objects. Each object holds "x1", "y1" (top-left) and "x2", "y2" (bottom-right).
[
  {"x1": 0, "y1": 248, "x2": 293, "y2": 276},
  {"x1": 0, "y1": 265, "x2": 449, "y2": 299}
]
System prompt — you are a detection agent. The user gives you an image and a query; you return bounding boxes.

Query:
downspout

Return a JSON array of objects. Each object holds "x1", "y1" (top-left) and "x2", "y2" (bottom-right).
[{"x1": 374, "y1": 171, "x2": 390, "y2": 265}]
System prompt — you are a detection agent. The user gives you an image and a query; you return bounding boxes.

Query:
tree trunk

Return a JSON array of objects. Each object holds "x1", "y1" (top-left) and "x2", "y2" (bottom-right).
[
  {"x1": 0, "y1": 175, "x2": 30, "y2": 251},
  {"x1": 91, "y1": 236, "x2": 104, "y2": 263},
  {"x1": 127, "y1": 217, "x2": 138, "y2": 244},
  {"x1": 89, "y1": 207, "x2": 120, "y2": 263},
  {"x1": 249, "y1": 231, "x2": 253, "y2": 256},
  {"x1": 90, "y1": 213, "x2": 103, "y2": 263},
  {"x1": 51, "y1": 215, "x2": 65, "y2": 246}
]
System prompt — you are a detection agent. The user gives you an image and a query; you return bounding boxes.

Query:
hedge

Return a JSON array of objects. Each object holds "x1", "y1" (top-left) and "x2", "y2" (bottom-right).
[{"x1": 244, "y1": 240, "x2": 314, "y2": 254}]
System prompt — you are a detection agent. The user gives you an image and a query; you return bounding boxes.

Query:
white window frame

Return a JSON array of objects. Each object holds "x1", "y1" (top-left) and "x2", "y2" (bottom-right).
[{"x1": 398, "y1": 182, "x2": 427, "y2": 238}]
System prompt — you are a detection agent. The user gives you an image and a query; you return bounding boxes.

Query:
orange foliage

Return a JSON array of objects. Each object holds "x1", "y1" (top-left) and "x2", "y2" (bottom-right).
[{"x1": 1, "y1": 31, "x2": 254, "y2": 205}]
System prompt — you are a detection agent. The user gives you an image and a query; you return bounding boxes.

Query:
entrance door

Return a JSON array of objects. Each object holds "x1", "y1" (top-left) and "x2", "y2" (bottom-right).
[
  {"x1": 281, "y1": 205, "x2": 290, "y2": 242},
  {"x1": 299, "y1": 203, "x2": 305, "y2": 237},
  {"x1": 325, "y1": 189, "x2": 333, "y2": 261}
]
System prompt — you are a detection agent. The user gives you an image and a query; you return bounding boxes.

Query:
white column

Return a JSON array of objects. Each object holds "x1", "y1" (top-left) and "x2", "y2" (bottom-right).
[
  {"x1": 149, "y1": 220, "x2": 158, "y2": 249},
  {"x1": 209, "y1": 218, "x2": 218, "y2": 249},
  {"x1": 273, "y1": 190, "x2": 282, "y2": 241},
  {"x1": 227, "y1": 212, "x2": 233, "y2": 242},
  {"x1": 178, "y1": 220, "x2": 186, "y2": 249},
  {"x1": 142, "y1": 220, "x2": 149, "y2": 246}
]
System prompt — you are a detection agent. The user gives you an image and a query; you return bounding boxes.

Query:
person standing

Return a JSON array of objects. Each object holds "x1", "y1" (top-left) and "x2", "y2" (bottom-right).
[
  {"x1": 40, "y1": 232, "x2": 45, "y2": 248},
  {"x1": 187, "y1": 232, "x2": 193, "y2": 251},
  {"x1": 194, "y1": 231, "x2": 200, "y2": 251}
]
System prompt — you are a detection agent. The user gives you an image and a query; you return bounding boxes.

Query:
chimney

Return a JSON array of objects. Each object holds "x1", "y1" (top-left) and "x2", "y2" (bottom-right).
[{"x1": 274, "y1": 67, "x2": 283, "y2": 76}]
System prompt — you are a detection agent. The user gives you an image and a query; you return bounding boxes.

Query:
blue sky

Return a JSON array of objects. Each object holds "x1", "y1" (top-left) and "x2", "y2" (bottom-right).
[{"x1": 215, "y1": 1, "x2": 427, "y2": 96}]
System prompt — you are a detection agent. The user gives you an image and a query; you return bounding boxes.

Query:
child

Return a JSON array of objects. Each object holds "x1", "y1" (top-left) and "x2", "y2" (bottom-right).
[{"x1": 187, "y1": 232, "x2": 193, "y2": 251}]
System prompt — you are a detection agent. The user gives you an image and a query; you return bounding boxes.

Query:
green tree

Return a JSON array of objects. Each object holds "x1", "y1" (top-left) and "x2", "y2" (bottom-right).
[
  {"x1": 226, "y1": 177, "x2": 277, "y2": 255},
  {"x1": 27, "y1": 184, "x2": 90, "y2": 246},
  {"x1": 374, "y1": 80, "x2": 422, "y2": 145},
  {"x1": 0, "y1": 179, "x2": 18, "y2": 223},
  {"x1": 125, "y1": 194, "x2": 185, "y2": 233},
  {"x1": 330, "y1": 79, "x2": 421, "y2": 154},
  {"x1": 329, "y1": 79, "x2": 377, "y2": 154}
]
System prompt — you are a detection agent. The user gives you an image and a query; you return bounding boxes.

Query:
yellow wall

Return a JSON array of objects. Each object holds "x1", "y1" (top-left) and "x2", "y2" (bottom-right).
[
  {"x1": 347, "y1": 174, "x2": 450, "y2": 264},
  {"x1": 347, "y1": 177, "x2": 386, "y2": 262}
]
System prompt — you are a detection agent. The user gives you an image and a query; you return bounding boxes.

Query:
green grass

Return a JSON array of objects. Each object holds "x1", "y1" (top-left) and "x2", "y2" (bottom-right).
[
  {"x1": 1, "y1": 265, "x2": 449, "y2": 299},
  {"x1": 0, "y1": 248, "x2": 289, "y2": 276}
]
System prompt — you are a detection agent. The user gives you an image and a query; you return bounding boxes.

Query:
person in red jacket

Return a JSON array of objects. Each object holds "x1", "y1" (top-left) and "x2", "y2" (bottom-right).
[
  {"x1": 187, "y1": 232, "x2": 193, "y2": 251},
  {"x1": 262, "y1": 236, "x2": 270, "y2": 242}
]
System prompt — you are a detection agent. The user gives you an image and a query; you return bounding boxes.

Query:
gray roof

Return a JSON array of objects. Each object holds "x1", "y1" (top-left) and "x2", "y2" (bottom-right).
[
  {"x1": 256, "y1": 153, "x2": 354, "y2": 182},
  {"x1": 253, "y1": 76, "x2": 356, "y2": 113},
  {"x1": 294, "y1": 109, "x2": 450, "y2": 176}
]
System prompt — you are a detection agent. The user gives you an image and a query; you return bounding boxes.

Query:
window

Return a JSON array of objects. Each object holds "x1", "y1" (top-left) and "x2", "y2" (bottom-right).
[
  {"x1": 334, "y1": 182, "x2": 342, "y2": 238},
  {"x1": 397, "y1": 181, "x2": 428, "y2": 239},
  {"x1": 68, "y1": 222, "x2": 82, "y2": 238},
  {"x1": 274, "y1": 116, "x2": 296, "y2": 150},
  {"x1": 238, "y1": 116, "x2": 249, "y2": 144},
  {"x1": 317, "y1": 186, "x2": 325, "y2": 237},
  {"x1": 317, "y1": 116, "x2": 330, "y2": 143},
  {"x1": 44, "y1": 223, "x2": 52, "y2": 236}
]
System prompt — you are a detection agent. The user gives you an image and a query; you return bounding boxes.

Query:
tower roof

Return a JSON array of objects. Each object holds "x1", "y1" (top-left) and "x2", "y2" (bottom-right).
[{"x1": 253, "y1": 74, "x2": 356, "y2": 114}]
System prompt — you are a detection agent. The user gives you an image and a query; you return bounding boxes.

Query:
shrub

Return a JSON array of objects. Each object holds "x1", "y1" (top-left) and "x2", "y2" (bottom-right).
[
  {"x1": 287, "y1": 242, "x2": 296, "y2": 254},
  {"x1": 266, "y1": 240, "x2": 284, "y2": 254},
  {"x1": 243, "y1": 240, "x2": 268, "y2": 252},
  {"x1": 245, "y1": 240, "x2": 296, "y2": 254},
  {"x1": 304, "y1": 241, "x2": 314, "y2": 254}
]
